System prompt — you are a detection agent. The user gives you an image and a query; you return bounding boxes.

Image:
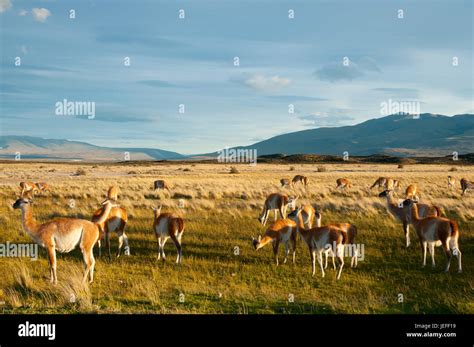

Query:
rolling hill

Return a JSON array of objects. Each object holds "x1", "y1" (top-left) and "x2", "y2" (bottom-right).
[
  {"x1": 214, "y1": 113, "x2": 474, "y2": 157},
  {"x1": 0, "y1": 136, "x2": 184, "y2": 161}
]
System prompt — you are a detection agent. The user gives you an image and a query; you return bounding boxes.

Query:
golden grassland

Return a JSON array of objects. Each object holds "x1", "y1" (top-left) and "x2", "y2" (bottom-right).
[{"x1": 0, "y1": 162, "x2": 473, "y2": 314}]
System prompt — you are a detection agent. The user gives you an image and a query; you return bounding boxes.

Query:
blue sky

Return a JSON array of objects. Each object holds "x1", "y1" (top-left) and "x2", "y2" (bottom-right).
[{"x1": 0, "y1": 0, "x2": 472, "y2": 154}]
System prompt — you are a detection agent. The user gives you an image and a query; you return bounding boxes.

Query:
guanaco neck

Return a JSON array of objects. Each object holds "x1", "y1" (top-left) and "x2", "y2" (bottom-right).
[
  {"x1": 94, "y1": 203, "x2": 114, "y2": 226},
  {"x1": 409, "y1": 204, "x2": 422, "y2": 226},
  {"x1": 19, "y1": 204, "x2": 40, "y2": 238}
]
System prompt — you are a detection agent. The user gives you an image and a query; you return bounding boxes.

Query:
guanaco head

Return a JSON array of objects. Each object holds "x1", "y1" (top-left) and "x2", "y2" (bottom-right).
[
  {"x1": 251, "y1": 235, "x2": 262, "y2": 250},
  {"x1": 378, "y1": 189, "x2": 393, "y2": 198},
  {"x1": 13, "y1": 197, "x2": 33, "y2": 209},
  {"x1": 288, "y1": 195, "x2": 299, "y2": 209},
  {"x1": 151, "y1": 205, "x2": 163, "y2": 218}
]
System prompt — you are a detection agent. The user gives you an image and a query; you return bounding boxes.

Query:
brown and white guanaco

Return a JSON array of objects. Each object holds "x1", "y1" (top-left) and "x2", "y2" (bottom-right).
[
  {"x1": 13, "y1": 194, "x2": 115, "y2": 284},
  {"x1": 258, "y1": 193, "x2": 297, "y2": 226},
  {"x1": 151, "y1": 205, "x2": 185, "y2": 263}
]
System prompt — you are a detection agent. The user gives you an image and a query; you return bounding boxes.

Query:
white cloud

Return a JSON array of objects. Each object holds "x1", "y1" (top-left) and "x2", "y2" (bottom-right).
[
  {"x1": 0, "y1": 0, "x2": 12, "y2": 13},
  {"x1": 244, "y1": 74, "x2": 291, "y2": 92},
  {"x1": 19, "y1": 9, "x2": 27, "y2": 16},
  {"x1": 32, "y1": 7, "x2": 51, "y2": 22}
]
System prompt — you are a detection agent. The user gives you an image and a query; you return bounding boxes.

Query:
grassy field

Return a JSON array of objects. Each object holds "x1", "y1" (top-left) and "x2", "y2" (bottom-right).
[{"x1": 0, "y1": 162, "x2": 473, "y2": 314}]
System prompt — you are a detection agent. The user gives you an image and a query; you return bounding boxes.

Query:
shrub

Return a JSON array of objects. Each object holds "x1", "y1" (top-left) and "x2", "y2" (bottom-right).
[
  {"x1": 75, "y1": 168, "x2": 87, "y2": 176},
  {"x1": 289, "y1": 166, "x2": 295, "y2": 171},
  {"x1": 317, "y1": 166, "x2": 327, "y2": 172},
  {"x1": 398, "y1": 164, "x2": 404, "y2": 169},
  {"x1": 449, "y1": 167, "x2": 458, "y2": 172},
  {"x1": 229, "y1": 166, "x2": 240, "y2": 174}
]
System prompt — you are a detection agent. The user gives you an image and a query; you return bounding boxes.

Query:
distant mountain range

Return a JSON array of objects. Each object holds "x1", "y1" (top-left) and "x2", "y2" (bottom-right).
[
  {"x1": 0, "y1": 136, "x2": 184, "y2": 161},
  {"x1": 208, "y1": 113, "x2": 474, "y2": 157},
  {"x1": 1, "y1": 113, "x2": 473, "y2": 161}
]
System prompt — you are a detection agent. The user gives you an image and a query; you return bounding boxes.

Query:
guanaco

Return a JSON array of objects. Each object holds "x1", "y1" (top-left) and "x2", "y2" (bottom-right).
[
  {"x1": 313, "y1": 211, "x2": 358, "y2": 269},
  {"x1": 19, "y1": 182, "x2": 38, "y2": 196},
  {"x1": 289, "y1": 207, "x2": 346, "y2": 279},
  {"x1": 154, "y1": 180, "x2": 170, "y2": 191},
  {"x1": 379, "y1": 189, "x2": 440, "y2": 247},
  {"x1": 447, "y1": 176, "x2": 456, "y2": 190},
  {"x1": 13, "y1": 194, "x2": 115, "y2": 284},
  {"x1": 405, "y1": 184, "x2": 419, "y2": 200},
  {"x1": 370, "y1": 177, "x2": 387, "y2": 189},
  {"x1": 258, "y1": 193, "x2": 297, "y2": 225},
  {"x1": 403, "y1": 199, "x2": 462, "y2": 273},
  {"x1": 252, "y1": 219, "x2": 298, "y2": 265},
  {"x1": 292, "y1": 175, "x2": 308, "y2": 187},
  {"x1": 151, "y1": 205, "x2": 185, "y2": 263},
  {"x1": 92, "y1": 205, "x2": 129, "y2": 258},
  {"x1": 460, "y1": 178, "x2": 473, "y2": 196},
  {"x1": 280, "y1": 178, "x2": 291, "y2": 188},
  {"x1": 336, "y1": 178, "x2": 352, "y2": 189}
]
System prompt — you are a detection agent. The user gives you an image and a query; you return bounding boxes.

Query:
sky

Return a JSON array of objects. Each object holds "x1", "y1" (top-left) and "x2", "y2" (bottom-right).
[{"x1": 0, "y1": 0, "x2": 473, "y2": 154}]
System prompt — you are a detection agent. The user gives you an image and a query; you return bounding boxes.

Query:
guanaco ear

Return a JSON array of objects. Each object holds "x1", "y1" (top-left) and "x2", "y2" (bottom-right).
[
  {"x1": 258, "y1": 235, "x2": 261, "y2": 242},
  {"x1": 101, "y1": 199, "x2": 110, "y2": 206}
]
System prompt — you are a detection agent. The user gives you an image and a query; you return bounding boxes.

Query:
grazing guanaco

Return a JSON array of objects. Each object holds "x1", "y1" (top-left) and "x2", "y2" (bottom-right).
[
  {"x1": 92, "y1": 205, "x2": 129, "y2": 258},
  {"x1": 258, "y1": 193, "x2": 297, "y2": 226},
  {"x1": 107, "y1": 185, "x2": 119, "y2": 201},
  {"x1": 280, "y1": 178, "x2": 291, "y2": 187},
  {"x1": 151, "y1": 205, "x2": 185, "y2": 263},
  {"x1": 460, "y1": 178, "x2": 473, "y2": 196},
  {"x1": 292, "y1": 175, "x2": 308, "y2": 187},
  {"x1": 370, "y1": 177, "x2": 387, "y2": 189},
  {"x1": 405, "y1": 184, "x2": 419, "y2": 200},
  {"x1": 379, "y1": 190, "x2": 440, "y2": 247},
  {"x1": 289, "y1": 207, "x2": 346, "y2": 279},
  {"x1": 154, "y1": 180, "x2": 170, "y2": 191},
  {"x1": 252, "y1": 219, "x2": 298, "y2": 265},
  {"x1": 19, "y1": 182, "x2": 38, "y2": 196},
  {"x1": 313, "y1": 211, "x2": 358, "y2": 268},
  {"x1": 336, "y1": 178, "x2": 352, "y2": 189},
  {"x1": 13, "y1": 194, "x2": 115, "y2": 284},
  {"x1": 447, "y1": 176, "x2": 456, "y2": 190},
  {"x1": 403, "y1": 199, "x2": 462, "y2": 273}
]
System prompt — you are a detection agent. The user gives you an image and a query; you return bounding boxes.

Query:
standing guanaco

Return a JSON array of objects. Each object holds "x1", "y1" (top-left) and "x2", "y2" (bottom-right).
[
  {"x1": 151, "y1": 205, "x2": 185, "y2": 263},
  {"x1": 13, "y1": 194, "x2": 115, "y2": 284},
  {"x1": 447, "y1": 176, "x2": 456, "y2": 190},
  {"x1": 313, "y1": 211, "x2": 358, "y2": 268},
  {"x1": 460, "y1": 178, "x2": 473, "y2": 196},
  {"x1": 403, "y1": 199, "x2": 462, "y2": 273},
  {"x1": 258, "y1": 193, "x2": 297, "y2": 226},
  {"x1": 289, "y1": 207, "x2": 346, "y2": 279},
  {"x1": 379, "y1": 190, "x2": 440, "y2": 247},
  {"x1": 92, "y1": 205, "x2": 129, "y2": 258},
  {"x1": 405, "y1": 184, "x2": 419, "y2": 200},
  {"x1": 19, "y1": 182, "x2": 38, "y2": 196},
  {"x1": 252, "y1": 219, "x2": 298, "y2": 265}
]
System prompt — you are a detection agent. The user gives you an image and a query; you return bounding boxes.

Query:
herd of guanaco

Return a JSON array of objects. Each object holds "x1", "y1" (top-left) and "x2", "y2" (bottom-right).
[{"x1": 11, "y1": 174, "x2": 470, "y2": 284}]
